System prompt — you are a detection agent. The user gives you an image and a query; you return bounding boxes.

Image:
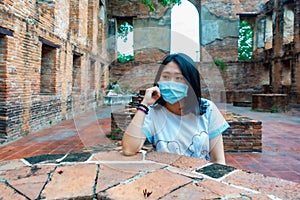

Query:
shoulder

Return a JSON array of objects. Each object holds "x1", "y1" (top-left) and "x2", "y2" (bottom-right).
[{"x1": 199, "y1": 98, "x2": 212, "y2": 115}]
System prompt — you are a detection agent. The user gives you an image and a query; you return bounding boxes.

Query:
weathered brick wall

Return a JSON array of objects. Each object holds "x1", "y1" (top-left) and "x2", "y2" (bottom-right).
[
  {"x1": 1, "y1": 0, "x2": 299, "y2": 144},
  {"x1": 219, "y1": 61, "x2": 269, "y2": 102},
  {"x1": 107, "y1": 0, "x2": 270, "y2": 100},
  {"x1": 202, "y1": 39, "x2": 238, "y2": 63},
  {"x1": 108, "y1": 0, "x2": 300, "y2": 106},
  {"x1": 107, "y1": 0, "x2": 168, "y2": 18},
  {"x1": 0, "y1": 0, "x2": 109, "y2": 143},
  {"x1": 109, "y1": 49, "x2": 168, "y2": 91},
  {"x1": 252, "y1": 94, "x2": 288, "y2": 112},
  {"x1": 223, "y1": 112, "x2": 262, "y2": 152}
]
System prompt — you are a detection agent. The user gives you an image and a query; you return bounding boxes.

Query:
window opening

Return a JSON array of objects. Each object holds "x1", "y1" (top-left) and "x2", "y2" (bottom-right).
[
  {"x1": 72, "y1": 54, "x2": 81, "y2": 93},
  {"x1": 265, "y1": 15, "x2": 273, "y2": 49},
  {"x1": 98, "y1": 5, "x2": 106, "y2": 47},
  {"x1": 40, "y1": 44, "x2": 56, "y2": 94},
  {"x1": 238, "y1": 20, "x2": 253, "y2": 60},
  {"x1": 171, "y1": 0, "x2": 200, "y2": 61},
  {"x1": 283, "y1": 4, "x2": 294, "y2": 45},
  {"x1": 88, "y1": 60, "x2": 96, "y2": 90},
  {"x1": 117, "y1": 21, "x2": 134, "y2": 62},
  {"x1": 0, "y1": 34, "x2": 5, "y2": 65}
]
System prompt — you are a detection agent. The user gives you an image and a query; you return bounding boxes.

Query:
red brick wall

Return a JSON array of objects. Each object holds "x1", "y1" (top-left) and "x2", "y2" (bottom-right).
[
  {"x1": 107, "y1": 0, "x2": 271, "y2": 101},
  {"x1": 1, "y1": 0, "x2": 299, "y2": 144},
  {"x1": 0, "y1": 0, "x2": 109, "y2": 143}
]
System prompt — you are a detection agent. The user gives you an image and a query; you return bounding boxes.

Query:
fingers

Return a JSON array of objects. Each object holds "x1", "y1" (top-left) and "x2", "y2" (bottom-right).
[
  {"x1": 150, "y1": 86, "x2": 161, "y2": 100},
  {"x1": 142, "y1": 86, "x2": 161, "y2": 106}
]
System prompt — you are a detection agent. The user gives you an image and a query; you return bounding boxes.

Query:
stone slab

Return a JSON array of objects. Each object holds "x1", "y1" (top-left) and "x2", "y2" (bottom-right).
[
  {"x1": 224, "y1": 170, "x2": 300, "y2": 199},
  {"x1": 99, "y1": 169, "x2": 192, "y2": 199},
  {"x1": 0, "y1": 165, "x2": 55, "y2": 199},
  {"x1": 0, "y1": 182, "x2": 28, "y2": 200},
  {"x1": 41, "y1": 164, "x2": 97, "y2": 199}
]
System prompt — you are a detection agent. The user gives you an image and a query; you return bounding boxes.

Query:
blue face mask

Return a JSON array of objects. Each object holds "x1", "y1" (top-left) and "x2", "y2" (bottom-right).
[{"x1": 158, "y1": 81, "x2": 188, "y2": 104}]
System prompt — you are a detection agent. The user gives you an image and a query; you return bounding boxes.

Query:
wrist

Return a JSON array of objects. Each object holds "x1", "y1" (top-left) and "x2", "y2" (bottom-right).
[
  {"x1": 137, "y1": 103, "x2": 149, "y2": 111},
  {"x1": 136, "y1": 107, "x2": 148, "y2": 115},
  {"x1": 141, "y1": 101, "x2": 151, "y2": 107}
]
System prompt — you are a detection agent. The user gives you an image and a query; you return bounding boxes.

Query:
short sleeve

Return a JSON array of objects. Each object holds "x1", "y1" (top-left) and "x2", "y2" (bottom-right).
[{"x1": 206, "y1": 101, "x2": 230, "y2": 139}]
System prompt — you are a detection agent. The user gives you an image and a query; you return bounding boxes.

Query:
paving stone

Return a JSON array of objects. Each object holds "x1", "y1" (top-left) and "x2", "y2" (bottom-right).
[
  {"x1": 99, "y1": 169, "x2": 192, "y2": 199},
  {"x1": 223, "y1": 170, "x2": 300, "y2": 199},
  {"x1": 161, "y1": 183, "x2": 220, "y2": 200},
  {"x1": 0, "y1": 182, "x2": 28, "y2": 200},
  {"x1": 0, "y1": 159, "x2": 26, "y2": 175},
  {"x1": 196, "y1": 179, "x2": 250, "y2": 197},
  {"x1": 62, "y1": 152, "x2": 92, "y2": 162},
  {"x1": 171, "y1": 155, "x2": 209, "y2": 170},
  {"x1": 84, "y1": 142, "x2": 119, "y2": 153},
  {"x1": 166, "y1": 166, "x2": 204, "y2": 180},
  {"x1": 41, "y1": 164, "x2": 98, "y2": 199},
  {"x1": 96, "y1": 164, "x2": 139, "y2": 192},
  {"x1": 196, "y1": 163, "x2": 236, "y2": 178},
  {"x1": 24, "y1": 154, "x2": 65, "y2": 164},
  {"x1": 0, "y1": 165, "x2": 55, "y2": 199},
  {"x1": 97, "y1": 161, "x2": 165, "y2": 174},
  {"x1": 146, "y1": 151, "x2": 182, "y2": 164},
  {"x1": 246, "y1": 193, "x2": 275, "y2": 200},
  {"x1": 91, "y1": 150, "x2": 143, "y2": 161}
]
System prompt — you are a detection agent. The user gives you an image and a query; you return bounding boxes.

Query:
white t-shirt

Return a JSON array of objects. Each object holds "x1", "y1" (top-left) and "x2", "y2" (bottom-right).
[{"x1": 142, "y1": 98, "x2": 230, "y2": 160}]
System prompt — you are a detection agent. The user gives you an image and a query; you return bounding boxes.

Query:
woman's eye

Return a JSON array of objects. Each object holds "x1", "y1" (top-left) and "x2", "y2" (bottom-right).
[
  {"x1": 162, "y1": 75, "x2": 169, "y2": 80},
  {"x1": 176, "y1": 76, "x2": 184, "y2": 81}
]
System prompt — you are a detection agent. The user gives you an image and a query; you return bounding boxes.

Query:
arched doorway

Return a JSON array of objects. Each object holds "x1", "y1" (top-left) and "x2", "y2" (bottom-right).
[{"x1": 171, "y1": 0, "x2": 200, "y2": 61}]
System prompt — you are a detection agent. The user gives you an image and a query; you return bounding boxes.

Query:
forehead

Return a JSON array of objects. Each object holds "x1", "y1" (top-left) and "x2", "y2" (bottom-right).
[{"x1": 161, "y1": 61, "x2": 182, "y2": 74}]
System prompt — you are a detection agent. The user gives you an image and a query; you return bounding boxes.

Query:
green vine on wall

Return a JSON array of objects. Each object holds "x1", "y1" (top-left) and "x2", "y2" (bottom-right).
[
  {"x1": 211, "y1": 57, "x2": 226, "y2": 72},
  {"x1": 142, "y1": 0, "x2": 181, "y2": 11}
]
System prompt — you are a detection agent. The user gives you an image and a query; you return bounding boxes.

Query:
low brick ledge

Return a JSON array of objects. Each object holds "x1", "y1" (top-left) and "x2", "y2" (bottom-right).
[{"x1": 0, "y1": 149, "x2": 299, "y2": 199}]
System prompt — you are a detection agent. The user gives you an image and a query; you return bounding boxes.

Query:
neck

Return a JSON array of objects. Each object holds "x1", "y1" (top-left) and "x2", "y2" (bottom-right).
[{"x1": 165, "y1": 102, "x2": 184, "y2": 116}]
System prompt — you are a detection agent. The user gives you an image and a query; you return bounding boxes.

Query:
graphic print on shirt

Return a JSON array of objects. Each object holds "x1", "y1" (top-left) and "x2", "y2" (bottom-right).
[
  {"x1": 156, "y1": 140, "x2": 181, "y2": 154},
  {"x1": 186, "y1": 131, "x2": 210, "y2": 160},
  {"x1": 154, "y1": 130, "x2": 209, "y2": 160}
]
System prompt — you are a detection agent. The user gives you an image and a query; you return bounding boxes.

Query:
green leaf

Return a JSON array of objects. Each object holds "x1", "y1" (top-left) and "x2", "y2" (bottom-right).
[
  {"x1": 238, "y1": 20, "x2": 253, "y2": 60},
  {"x1": 117, "y1": 22, "x2": 133, "y2": 42},
  {"x1": 142, "y1": 0, "x2": 181, "y2": 11}
]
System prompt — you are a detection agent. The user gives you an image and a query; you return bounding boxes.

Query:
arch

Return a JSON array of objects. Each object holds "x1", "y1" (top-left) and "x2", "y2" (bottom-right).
[{"x1": 171, "y1": 0, "x2": 200, "y2": 61}]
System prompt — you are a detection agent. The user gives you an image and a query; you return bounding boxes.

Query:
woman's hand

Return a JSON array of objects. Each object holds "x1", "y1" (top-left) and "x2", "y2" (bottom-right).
[{"x1": 141, "y1": 86, "x2": 161, "y2": 106}]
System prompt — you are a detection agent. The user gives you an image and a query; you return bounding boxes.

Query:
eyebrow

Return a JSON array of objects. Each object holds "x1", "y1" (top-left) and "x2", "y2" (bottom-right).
[{"x1": 161, "y1": 71, "x2": 182, "y2": 75}]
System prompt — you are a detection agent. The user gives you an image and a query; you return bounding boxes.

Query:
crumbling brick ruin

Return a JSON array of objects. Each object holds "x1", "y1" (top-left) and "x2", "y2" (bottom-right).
[{"x1": 0, "y1": 0, "x2": 299, "y2": 143}]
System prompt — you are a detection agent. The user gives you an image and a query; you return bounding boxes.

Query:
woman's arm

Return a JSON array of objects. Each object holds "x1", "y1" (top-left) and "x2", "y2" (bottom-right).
[
  {"x1": 122, "y1": 86, "x2": 160, "y2": 156},
  {"x1": 209, "y1": 134, "x2": 226, "y2": 165},
  {"x1": 122, "y1": 111, "x2": 147, "y2": 156}
]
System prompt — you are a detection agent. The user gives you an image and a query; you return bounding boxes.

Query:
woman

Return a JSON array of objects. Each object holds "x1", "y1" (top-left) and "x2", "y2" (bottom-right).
[{"x1": 122, "y1": 53, "x2": 229, "y2": 165}]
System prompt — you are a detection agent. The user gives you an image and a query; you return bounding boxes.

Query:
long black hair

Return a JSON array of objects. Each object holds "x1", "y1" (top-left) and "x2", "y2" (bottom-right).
[{"x1": 154, "y1": 53, "x2": 202, "y2": 114}]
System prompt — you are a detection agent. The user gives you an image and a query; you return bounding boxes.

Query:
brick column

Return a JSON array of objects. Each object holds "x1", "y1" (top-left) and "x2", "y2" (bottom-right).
[
  {"x1": 271, "y1": 0, "x2": 284, "y2": 93},
  {"x1": 294, "y1": 0, "x2": 300, "y2": 103}
]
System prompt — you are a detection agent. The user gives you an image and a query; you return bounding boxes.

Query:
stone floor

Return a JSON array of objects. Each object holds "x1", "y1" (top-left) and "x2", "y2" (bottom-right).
[{"x1": 0, "y1": 103, "x2": 299, "y2": 199}]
